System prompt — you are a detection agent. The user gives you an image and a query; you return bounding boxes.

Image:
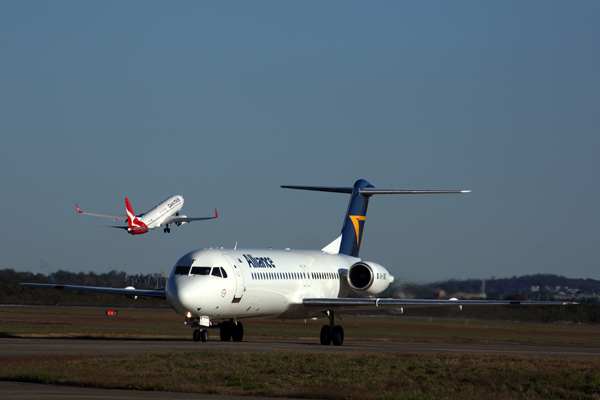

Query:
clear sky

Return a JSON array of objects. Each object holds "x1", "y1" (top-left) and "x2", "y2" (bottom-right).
[{"x1": 1, "y1": 1, "x2": 598, "y2": 285}]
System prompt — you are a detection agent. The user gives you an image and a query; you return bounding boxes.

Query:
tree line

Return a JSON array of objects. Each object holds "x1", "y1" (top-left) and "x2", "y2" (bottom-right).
[
  {"x1": 2, "y1": 269, "x2": 599, "y2": 323},
  {"x1": 0, "y1": 269, "x2": 168, "y2": 308}
]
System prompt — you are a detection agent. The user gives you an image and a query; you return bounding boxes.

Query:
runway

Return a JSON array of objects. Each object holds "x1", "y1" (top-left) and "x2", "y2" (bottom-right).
[
  {"x1": 2, "y1": 336, "x2": 600, "y2": 358},
  {"x1": 2, "y1": 337, "x2": 600, "y2": 399}
]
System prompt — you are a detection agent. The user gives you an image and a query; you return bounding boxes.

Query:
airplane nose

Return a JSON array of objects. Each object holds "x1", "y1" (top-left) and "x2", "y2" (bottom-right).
[{"x1": 166, "y1": 276, "x2": 201, "y2": 316}]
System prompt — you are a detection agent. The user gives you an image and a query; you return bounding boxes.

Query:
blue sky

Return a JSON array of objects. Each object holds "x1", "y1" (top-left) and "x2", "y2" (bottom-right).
[{"x1": 1, "y1": 1, "x2": 598, "y2": 284}]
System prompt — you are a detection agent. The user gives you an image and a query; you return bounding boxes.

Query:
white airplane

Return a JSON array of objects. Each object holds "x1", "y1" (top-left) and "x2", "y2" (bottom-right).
[
  {"x1": 26, "y1": 179, "x2": 576, "y2": 345},
  {"x1": 75, "y1": 195, "x2": 218, "y2": 235}
]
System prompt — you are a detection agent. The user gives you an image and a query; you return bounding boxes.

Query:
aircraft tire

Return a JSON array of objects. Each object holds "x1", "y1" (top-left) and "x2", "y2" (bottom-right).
[
  {"x1": 320, "y1": 325, "x2": 332, "y2": 345},
  {"x1": 231, "y1": 322, "x2": 244, "y2": 342},
  {"x1": 201, "y1": 329, "x2": 209, "y2": 342},
  {"x1": 220, "y1": 321, "x2": 232, "y2": 341},
  {"x1": 193, "y1": 329, "x2": 201, "y2": 342},
  {"x1": 332, "y1": 325, "x2": 344, "y2": 346}
]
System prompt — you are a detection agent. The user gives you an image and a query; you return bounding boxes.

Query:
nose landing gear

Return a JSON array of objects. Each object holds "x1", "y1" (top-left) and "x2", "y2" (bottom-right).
[
  {"x1": 320, "y1": 310, "x2": 344, "y2": 346},
  {"x1": 193, "y1": 328, "x2": 208, "y2": 342}
]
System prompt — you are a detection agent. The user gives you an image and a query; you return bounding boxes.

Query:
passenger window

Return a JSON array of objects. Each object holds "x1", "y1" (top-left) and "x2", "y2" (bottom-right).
[
  {"x1": 174, "y1": 266, "x2": 191, "y2": 275},
  {"x1": 191, "y1": 266, "x2": 211, "y2": 275},
  {"x1": 220, "y1": 267, "x2": 228, "y2": 278},
  {"x1": 211, "y1": 268, "x2": 222, "y2": 277}
]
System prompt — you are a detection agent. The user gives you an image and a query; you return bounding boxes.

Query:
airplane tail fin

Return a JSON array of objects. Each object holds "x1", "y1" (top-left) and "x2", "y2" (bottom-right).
[
  {"x1": 282, "y1": 179, "x2": 470, "y2": 258},
  {"x1": 125, "y1": 198, "x2": 148, "y2": 234}
]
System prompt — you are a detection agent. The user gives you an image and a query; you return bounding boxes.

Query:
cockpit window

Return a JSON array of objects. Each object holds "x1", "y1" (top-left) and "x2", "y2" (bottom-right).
[
  {"x1": 211, "y1": 267, "x2": 222, "y2": 277},
  {"x1": 174, "y1": 266, "x2": 191, "y2": 275},
  {"x1": 220, "y1": 267, "x2": 228, "y2": 278},
  {"x1": 191, "y1": 266, "x2": 211, "y2": 275}
]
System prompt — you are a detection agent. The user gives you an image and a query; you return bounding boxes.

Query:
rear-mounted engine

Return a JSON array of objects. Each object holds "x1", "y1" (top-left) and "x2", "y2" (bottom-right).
[{"x1": 347, "y1": 261, "x2": 393, "y2": 296}]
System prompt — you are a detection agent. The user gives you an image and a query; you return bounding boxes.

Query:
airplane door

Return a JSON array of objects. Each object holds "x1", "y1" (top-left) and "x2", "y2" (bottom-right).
[
  {"x1": 300, "y1": 265, "x2": 311, "y2": 287},
  {"x1": 223, "y1": 254, "x2": 244, "y2": 303}
]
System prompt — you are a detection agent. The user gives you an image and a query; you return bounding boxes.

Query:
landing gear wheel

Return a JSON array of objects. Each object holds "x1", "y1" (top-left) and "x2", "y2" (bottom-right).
[
  {"x1": 193, "y1": 329, "x2": 201, "y2": 342},
  {"x1": 332, "y1": 325, "x2": 344, "y2": 346},
  {"x1": 200, "y1": 329, "x2": 209, "y2": 342},
  {"x1": 231, "y1": 322, "x2": 244, "y2": 342},
  {"x1": 220, "y1": 321, "x2": 232, "y2": 341},
  {"x1": 320, "y1": 325, "x2": 332, "y2": 345}
]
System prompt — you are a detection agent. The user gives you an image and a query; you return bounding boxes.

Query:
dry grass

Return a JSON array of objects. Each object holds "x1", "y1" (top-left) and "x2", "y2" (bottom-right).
[
  {"x1": 2, "y1": 306, "x2": 600, "y2": 345},
  {"x1": 1, "y1": 351, "x2": 600, "y2": 399},
  {"x1": 2, "y1": 306, "x2": 600, "y2": 398}
]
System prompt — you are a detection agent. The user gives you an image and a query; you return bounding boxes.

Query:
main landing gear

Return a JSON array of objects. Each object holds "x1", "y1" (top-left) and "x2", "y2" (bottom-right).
[
  {"x1": 163, "y1": 226, "x2": 171, "y2": 233},
  {"x1": 320, "y1": 310, "x2": 344, "y2": 346},
  {"x1": 188, "y1": 317, "x2": 244, "y2": 343},
  {"x1": 219, "y1": 319, "x2": 244, "y2": 342}
]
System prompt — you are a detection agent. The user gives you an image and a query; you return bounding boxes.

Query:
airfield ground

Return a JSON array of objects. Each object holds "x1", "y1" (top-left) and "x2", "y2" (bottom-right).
[{"x1": 1, "y1": 305, "x2": 599, "y2": 399}]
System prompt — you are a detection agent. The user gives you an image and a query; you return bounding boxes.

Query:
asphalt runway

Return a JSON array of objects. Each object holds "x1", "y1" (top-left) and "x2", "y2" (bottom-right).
[
  {"x1": 2, "y1": 337, "x2": 600, "y2": 399},
  {"x1": 2, "y1": 336, "x2": 600, "y2": 358}
]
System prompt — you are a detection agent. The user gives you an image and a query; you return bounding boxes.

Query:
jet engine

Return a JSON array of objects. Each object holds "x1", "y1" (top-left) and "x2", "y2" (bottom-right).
[
  {"x1": 347, "y1": 261, "x2": 394, "y2": 296},
  {"x1": 176, "y1": 216, "x2": 188, "y2": 226},
  {"x1": 125, "y1": 286, "x2": 138, "y2": 300}
]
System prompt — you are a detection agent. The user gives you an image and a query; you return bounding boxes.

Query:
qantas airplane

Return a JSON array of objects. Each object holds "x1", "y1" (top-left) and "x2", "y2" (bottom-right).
[
  {"x1": 75, "y1": 195, "x2": 218, "y2": 235},
  {"x1": 26, "y1": 179, "x2": 576, "y2": 345}
]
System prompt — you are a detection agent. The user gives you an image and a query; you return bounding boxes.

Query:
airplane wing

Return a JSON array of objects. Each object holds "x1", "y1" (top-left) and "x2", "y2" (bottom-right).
[
  {"x1": 76, "y1": 204, "x2": 127, "y2": 221},
  {"x1": 162, "y1": 209, "x2": 218, "y2": 225},
  {"x1": 20, "y1": 283, "x2": 166, "y2": 298},
  {"x1": 302, "y1": 297, "x2": 577, "y2": 310}
]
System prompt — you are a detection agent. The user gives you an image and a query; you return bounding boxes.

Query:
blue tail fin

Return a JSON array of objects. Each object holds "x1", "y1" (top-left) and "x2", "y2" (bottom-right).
[
  {"x1": 281, "y1": 179, "x2": 470, "y2": 258},
  {"x1": 338, "y1": 179, "x2": 374, "y2": 257}
]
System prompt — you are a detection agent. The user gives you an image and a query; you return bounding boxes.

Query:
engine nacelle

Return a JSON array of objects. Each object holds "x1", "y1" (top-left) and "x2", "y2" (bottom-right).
[
  {"x1": 347, "y1": 261, "x2": 394, "y2": 296},
  {"x1": 125, "y1": 286, "x2": 138, "y2": 300},
  {"x1": 176, "y1": 215, "x2": 188, "y2": 226}
]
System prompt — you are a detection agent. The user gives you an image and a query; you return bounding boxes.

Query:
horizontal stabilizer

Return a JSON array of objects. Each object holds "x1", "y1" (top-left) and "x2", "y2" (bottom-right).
[
  {"x1": 282, "y1": 179, "x2": 471, "y2": 258},
  {"x1": 281, "y1": 185, "x2": 354, "y2": 193},
  {"x1": 359, "y1": 189, "x2": 471, "y2": 195},
  {"x1": 100, "y1": 226, "x2": 153, "y2": 231},
  {"x1": 281, "y1": 186, "x2": 470, "y2": 196}
]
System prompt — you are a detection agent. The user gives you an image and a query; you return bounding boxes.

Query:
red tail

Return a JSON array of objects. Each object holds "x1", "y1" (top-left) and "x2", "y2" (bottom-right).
[{"x1": 125, "y1": 198, "x2": 148, "y2": 235}]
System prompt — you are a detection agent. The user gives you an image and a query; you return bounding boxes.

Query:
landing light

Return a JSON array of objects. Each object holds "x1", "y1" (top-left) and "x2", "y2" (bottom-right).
[{"x1": 186, "y1": 312, "x2": 192, "y2": 318}]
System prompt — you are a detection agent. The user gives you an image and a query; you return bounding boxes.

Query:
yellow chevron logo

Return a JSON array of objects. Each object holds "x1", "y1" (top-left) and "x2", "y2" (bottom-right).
[{"x1": 349, "y1": 215, "x2": 366, "y2": 245}]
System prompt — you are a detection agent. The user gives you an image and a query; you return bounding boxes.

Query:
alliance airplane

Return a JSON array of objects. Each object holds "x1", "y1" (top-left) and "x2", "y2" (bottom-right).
[
  {"x1": 26, "y1": 179, "x2": 576, "y2": 345},
  {"x1": 75, "y1": 195, "x2": 218, "y2": 235}
]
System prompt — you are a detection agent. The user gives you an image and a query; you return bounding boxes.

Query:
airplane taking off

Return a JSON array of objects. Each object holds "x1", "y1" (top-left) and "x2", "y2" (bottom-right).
[
  {"x1": 27, "y1": 179, "x2": 576, "y2": 345},
  {"x1": 75, "y1": 195, "x2": 218, "y2": 235}
]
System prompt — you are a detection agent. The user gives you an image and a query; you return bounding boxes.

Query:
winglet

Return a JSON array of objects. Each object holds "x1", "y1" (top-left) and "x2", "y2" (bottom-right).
[
  {"x1": 76, "y1": 203, "x2": 82, "y2": 214},
  {"x1": 215, "y1": 208, "x2": 218, "y2": 218}
]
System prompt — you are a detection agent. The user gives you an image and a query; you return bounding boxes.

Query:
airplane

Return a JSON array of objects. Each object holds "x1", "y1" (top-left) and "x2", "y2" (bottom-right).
[
  {"x1": 26, "y1": 179, "x2": 577, "y2": 345},
  {"x1": 75, "y1": 195, "x2": 218, "y2": 235}
]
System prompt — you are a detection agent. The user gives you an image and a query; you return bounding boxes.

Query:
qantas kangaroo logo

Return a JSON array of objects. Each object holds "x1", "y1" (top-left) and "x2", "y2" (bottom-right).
[{"x1": 125, "y1": 198, "x2": 148, "y2": 234}]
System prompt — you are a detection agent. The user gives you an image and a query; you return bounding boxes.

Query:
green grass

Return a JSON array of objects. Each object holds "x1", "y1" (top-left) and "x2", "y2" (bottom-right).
[{"x1": 1, "y1": 351, "x2": 600, "y2": 399}]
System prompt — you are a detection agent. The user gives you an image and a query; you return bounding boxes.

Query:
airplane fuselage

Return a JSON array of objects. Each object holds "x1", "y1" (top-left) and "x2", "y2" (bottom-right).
[
  {"x1": 137, "y1": 195, "x2": 184, "y2": 230},
  {"x1": 166, "y1": 248, "x2": 392, "y2": 321}
]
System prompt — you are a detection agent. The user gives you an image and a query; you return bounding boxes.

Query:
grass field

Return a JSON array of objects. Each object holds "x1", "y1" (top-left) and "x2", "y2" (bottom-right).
[
  {"x1": 1, "y1": 305, "x2": 600, "y2": 345},
  {"x1": 1, "y1": 306, "x2": 600, "y2": 399}
]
